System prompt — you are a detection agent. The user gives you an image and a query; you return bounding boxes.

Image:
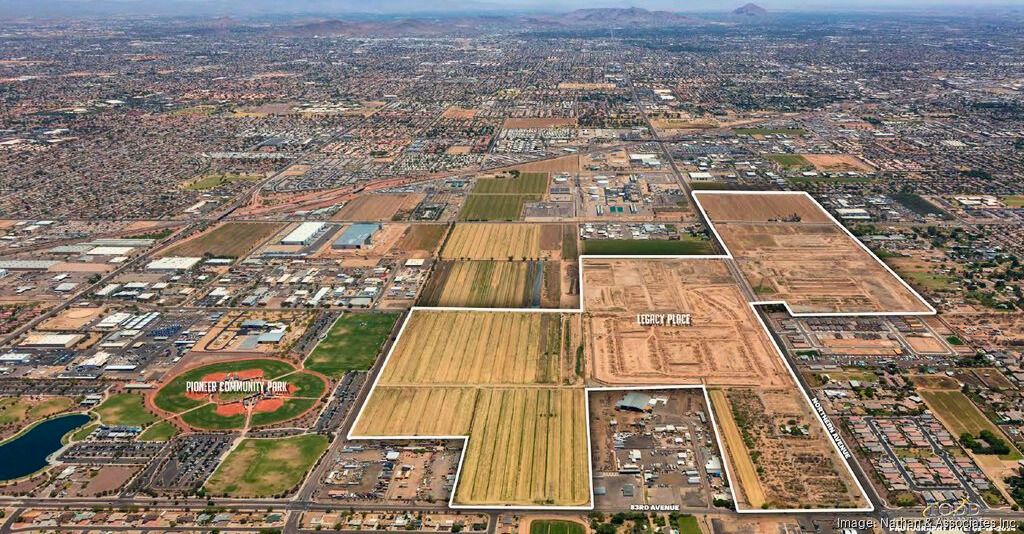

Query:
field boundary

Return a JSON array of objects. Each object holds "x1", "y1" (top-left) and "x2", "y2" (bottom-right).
[{"x1": 348, "y1": 190, "x2": 934, "y2": 512}]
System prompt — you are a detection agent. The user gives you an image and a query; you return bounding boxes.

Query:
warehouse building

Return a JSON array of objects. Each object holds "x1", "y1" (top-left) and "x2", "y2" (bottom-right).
[
  {"x1": 332, "y1": 223, "x2": 381, "y2": 250},
  {"x1": 281, "y1": 222, "x2": 328, "y2": 246}
]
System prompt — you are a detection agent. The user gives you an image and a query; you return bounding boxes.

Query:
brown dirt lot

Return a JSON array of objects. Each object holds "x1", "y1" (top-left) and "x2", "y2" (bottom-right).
[
  {"x1": 696, "y1": 192, "x2": 833, "y2": 223},
  {"x1": 37, "y1": 306, "x2": 106, "y2": 331},
  {"x1": 396, "y1": 224, "x2": 448, "y2": 254},
  {"x1": 161, "y1": 222, "x2": 284, "y2": 259},
  {"x1": 332, "y1": 194, "x2": 425, "y2": 221},
  {"x1": 714, "y1": 223, "x2": 930, "y2": 314},
  {"x1": 801, "y1": 154, "x2": 873, "y2": 172},
  {"x1": 583, "y1": 259, "x2": 788, "y2": 388},
  {"x1": 441, "y1": 107, "x2": 478, "y2": 119},
  {"x1": 506, "y1": 155, "x2": 580, "y2": 174}
]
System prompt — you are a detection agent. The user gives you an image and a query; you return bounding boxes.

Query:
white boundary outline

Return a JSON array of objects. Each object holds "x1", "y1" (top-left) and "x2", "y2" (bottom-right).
[{"x1": 346, "y1": 191, "x2": 935, "y2": 512}]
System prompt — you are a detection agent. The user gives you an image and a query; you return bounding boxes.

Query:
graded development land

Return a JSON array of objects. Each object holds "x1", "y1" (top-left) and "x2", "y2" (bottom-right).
[
  {"x1": 581, "y1": 237, "x2": 715, "y2": 256},
  {"x1": 696, "y1": 192, "x2": 931, "y2": 314},
  {"x1": 352, "y1": 310, "x2": 589, "y2": 507},
  {"x1": 204, "y1": 434, "x2": 328, "y2": 497},
  {"x1": 305, "y1": 312, "x2": 400, "y2": 377},
  {"x1": 332, "y1": 193, "x2": 425, "y2": 221},
  {"x1": 583, "y1": 259, "x2": 788, "y2": 388},
  {"x1": 161, "y1": 222, "x2": 283, "y2": 259}
]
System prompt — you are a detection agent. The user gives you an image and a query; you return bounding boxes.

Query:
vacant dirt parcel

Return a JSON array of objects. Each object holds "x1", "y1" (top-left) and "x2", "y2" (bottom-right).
[
  {"x1": 583, "y1": 259, "x2": 788, "y2": 388},
  {"x1": 332, "y1": 193, "x2": 424, "y2": 221},
  {"x1": 696, "y1": 192, "x2": 931, "y2": 314},
  {"x1": 352, "y1": 310, "x2": 588, "y2": 507}
]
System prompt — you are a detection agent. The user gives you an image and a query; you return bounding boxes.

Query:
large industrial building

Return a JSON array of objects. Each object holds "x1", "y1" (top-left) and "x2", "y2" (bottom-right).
[
  {"x1": 281, "y1": 222, "x2": 328, "y2": 246},
  {"x1": 332, "y1": 223, "x2": 381, "y2": 250}
]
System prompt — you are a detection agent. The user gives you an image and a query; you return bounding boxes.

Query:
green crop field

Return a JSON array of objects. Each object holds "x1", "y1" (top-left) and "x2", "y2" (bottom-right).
[
  {"x1": 306, "y1": 313, "x2": 400, "y2": 377},
  {"x1": 582, "y1": 238, "x2": 715, "y2": 255},
  {"x1": 205, "y1": 434, "x2": 328, "y2": 497},
  {"x1": 138, "y1": 421, "x2": 179, "y2": 442},
  {"x1": 530, "y1": 520, "x2": 585, "y2": 534},
  {"x1": 460, "y1": 194, "x2": 541, "y2": 221},
  {"x1": 155, "y1": 359, "x2": 295, "y2": 413},
  {"x1": 474, "y1": 172, "x2": 549, "y2": 194},
  {"x1": 95, "y1": 393, "x2": 156, "y2": 427},
  {"x1": 919, "y1": 390, "x2": 1022, "y2": 460}
]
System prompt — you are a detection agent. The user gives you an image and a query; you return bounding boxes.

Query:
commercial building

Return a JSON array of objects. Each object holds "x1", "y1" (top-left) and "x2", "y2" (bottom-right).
[
  {"x1": 332, "y1": 223, "x2": 381, "y2": 250},
  {"x1": 281, "y1": 222, "x2": 328, "y2": 246}
]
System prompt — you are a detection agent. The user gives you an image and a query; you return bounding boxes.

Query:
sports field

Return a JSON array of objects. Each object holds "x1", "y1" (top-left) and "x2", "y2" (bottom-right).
[
  {"x1": 442, "y1": 223, "x2": 542, "y2": 260},
  {"x1": 417, "y1": 260, "x2": 544, "y2": 308},
  {"x1": 94, "y1": 393, "x2": 156, "y2": 427},
  {"x1": 305, "y1": 313, "x2": 400, "y2": 377},
  {"x1": 137, "y1": 421, "x2": 178, "y2": 442},
  {"x1": 205, "y1": 434, "x2": 328, "y2": 497},
  {"x1": 530, "y1": 520, "x2": 585, "y2": 534},
  {"x1": 154, "y1": 358, "x2": 325, "y2": 430},
  {"x1": 161, "y1": 222, "x2": 283, "y2": 259}
]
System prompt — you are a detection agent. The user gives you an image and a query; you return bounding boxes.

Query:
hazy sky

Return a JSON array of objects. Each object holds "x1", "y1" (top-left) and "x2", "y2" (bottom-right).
[{"x1": 2, "y1": 0, "x2": 1023, "y2": 17}]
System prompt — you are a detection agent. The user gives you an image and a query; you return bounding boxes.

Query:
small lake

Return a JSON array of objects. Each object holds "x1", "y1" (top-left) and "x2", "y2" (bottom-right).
[{"x1": 0, "y1": 413, "x2": 89, "y2": 481}]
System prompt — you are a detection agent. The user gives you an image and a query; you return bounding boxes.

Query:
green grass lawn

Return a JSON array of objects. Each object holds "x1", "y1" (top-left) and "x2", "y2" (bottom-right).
[
  {"x1": 138, "y1": 421, "x2": 179, "y2": 442},
  {"x1": 205, "y1": 434, "x2": 328, "y2": 497},
  {"x1": 674, "y1": 515, "x2": 701, "y2": 534},
  {"x1": 95, "y1": 393, "x2": 156, "y2": 427},
  {"x1": 1001, "y1": 196, "x2": 1024, "y2": 207},
  {"x1": 280, "y1": 371, "x2": 327, "y2": 398},
  {"x1": 306, "y1": 313, "x2": 400, "y2": 377},
  {"x1": 582, "y1": 238, "x2": 715, "y2": 255},
  {"x1": 185, "y1": 172, "x2": 262, "y2": 190},
  {"x1": 765, "y1": 154, "x2": 811, "y2": 168},
  {"x1": 69, "y1": 421, "x2": 99, "y2": 443},
  {"x1": 530, "y1": 520, "x2": 585, "y2": 534}
]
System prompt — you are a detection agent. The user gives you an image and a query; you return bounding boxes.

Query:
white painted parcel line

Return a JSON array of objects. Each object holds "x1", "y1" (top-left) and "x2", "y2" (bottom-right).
[{"x1": 346, "y1": 190, "x2": 936, "y2": 512}]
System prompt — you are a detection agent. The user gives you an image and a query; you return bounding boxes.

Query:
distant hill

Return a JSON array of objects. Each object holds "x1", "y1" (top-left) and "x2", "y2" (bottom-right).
[
  {"x1": 285, "y1": 8, "x2": 703, "y2": 37},
  {"x1": 733, "y1": 3, "x2": 768, "y2": 15}
]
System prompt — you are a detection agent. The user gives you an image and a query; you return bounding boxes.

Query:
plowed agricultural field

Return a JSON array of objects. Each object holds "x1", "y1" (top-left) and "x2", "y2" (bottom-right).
[
  {"x1": 455, "y1": 388, "x2": 590, "y2": 507},
  {"x1": 351, "y1": 310, "x2": 587, "y2": 507},
  {"x1": 417, "y1": 260, "x2": 544, "y2": 308},
  {"x1": 442, "y1": 224, "x2": 542, "y2": 260},
  {"x1": 378, "y1": 312, "x2": 567, "y2": 385}
]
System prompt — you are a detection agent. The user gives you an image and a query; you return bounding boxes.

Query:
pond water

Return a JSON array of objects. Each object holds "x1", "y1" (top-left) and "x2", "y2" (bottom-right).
[{"x1": 0, "y1": 413, "x2": 89, "y2": 481}]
